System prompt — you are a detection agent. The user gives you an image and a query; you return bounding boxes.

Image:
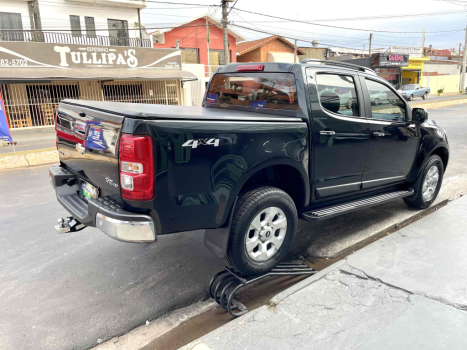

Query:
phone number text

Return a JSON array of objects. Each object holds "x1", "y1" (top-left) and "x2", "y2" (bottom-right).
[{"x1": 0, "y1": 59, "x2": 28, "y2": 67}]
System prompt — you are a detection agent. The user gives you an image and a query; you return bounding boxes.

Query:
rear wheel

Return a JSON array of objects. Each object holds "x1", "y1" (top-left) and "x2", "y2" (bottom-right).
[
  {"x1": 409, "y1": 95, "x2": 414, "y2": 101},
  {"x1": 423, "y1": 92, "x2": 428, "y2": 100},
  {"x1": 404, "y1": 155, "x2": 444, "y2": 209},
  {"x1": 225, "y1": 186, "x2": 297, "y2": 276}
]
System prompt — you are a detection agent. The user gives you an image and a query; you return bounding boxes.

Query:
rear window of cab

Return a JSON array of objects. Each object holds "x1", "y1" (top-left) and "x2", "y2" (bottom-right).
[{"x1": 206, "y1": 73, "x2": 298, "y2": 110}]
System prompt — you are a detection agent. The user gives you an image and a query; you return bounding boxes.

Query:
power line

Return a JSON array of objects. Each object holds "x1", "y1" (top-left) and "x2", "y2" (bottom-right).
[
  {"x1": 231, "y1": 23, "x2": 378, "y2": 51},
  {"x1": 232, "y1": 10, "x2": 464, "y2": 23},
  {"x1": 234, "y1": 7, "x2": 466, "y2": 33},
  {"x1": 129, "y1": 0, "x2": 219, "y2": 6}
]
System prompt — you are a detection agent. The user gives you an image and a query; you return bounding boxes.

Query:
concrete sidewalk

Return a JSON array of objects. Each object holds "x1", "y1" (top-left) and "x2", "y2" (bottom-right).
[{"x1": 183, "y1": 195, "x2": 467, "y2": 350}]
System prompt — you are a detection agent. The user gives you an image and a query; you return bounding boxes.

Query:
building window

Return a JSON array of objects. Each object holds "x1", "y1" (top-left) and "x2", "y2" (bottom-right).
[
  {"x1": 0, "y1": 12, "x2": 24, "y2": 41},
  {"x1": 69, "y1": 15, "x2": 81, "y2": 37},
  {"x1": 180, "y1": 48, "x2": 200, "y2": 64},
  {"x1": 85, "y1": 17, "x2": 96, "y2": 37},
  {"x1": 107, "y1": 19, "x2": 129, "y2": 46},
  {"x1": 208, "y1": 50, "x2": 231, "y2": 66}
]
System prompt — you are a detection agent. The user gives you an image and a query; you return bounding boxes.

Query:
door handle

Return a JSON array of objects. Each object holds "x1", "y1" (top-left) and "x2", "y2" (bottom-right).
[
  {"x1": 320, "y1": 130, "x2": 336, "y2": 136},
  {"x1": 373, "y1": 131, "x2": 385, "y2": 138}
]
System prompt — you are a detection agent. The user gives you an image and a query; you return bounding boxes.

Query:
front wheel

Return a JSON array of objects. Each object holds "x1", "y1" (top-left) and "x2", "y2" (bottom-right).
[
  {"x1": 225, "y1": 187, "x2": 298, "y2": 276},
  {"x1": 404, "y1": 155, "x2": 444, "y2": 209}
]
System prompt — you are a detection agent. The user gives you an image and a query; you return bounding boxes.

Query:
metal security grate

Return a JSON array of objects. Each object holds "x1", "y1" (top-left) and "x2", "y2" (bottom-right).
[{"x1": 1, "y1": 79, "x2": 181, "y2": 129}]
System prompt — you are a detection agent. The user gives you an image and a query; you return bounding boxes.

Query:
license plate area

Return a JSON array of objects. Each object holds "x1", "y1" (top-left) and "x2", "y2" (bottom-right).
[{"x1": 81, "y1": 180, "x2": 99, "y2": 201}]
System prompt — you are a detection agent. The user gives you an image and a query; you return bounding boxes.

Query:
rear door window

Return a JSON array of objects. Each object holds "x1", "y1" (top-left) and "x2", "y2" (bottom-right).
[
  {"x1": 316, "y1": 74, "x2": 360, "y2": 117},
  {"x1": 207, "y1": 73, "x2": 298, "y2": 110}
]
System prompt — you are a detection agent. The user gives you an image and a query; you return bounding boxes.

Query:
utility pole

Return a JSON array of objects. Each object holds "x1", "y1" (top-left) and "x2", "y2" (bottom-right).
[
  {"x1": 421, "y1": 29, "x2": 426, "y2": 56},
  {"x1": 461, "y1": 21, "x2": 467, "y2": 93},
  {"x1": 369, "y1": 33, "x2": 372, "y2": 57},
  {"x1": 294, "y1": 39, "x2": 298, "y2": 63},
  {"x1": 221, "y1": 0, "x2": 230, "y2": 65}
]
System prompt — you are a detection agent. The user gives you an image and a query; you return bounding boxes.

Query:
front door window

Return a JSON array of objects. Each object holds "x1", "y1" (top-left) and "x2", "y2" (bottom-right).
[{"x1": 365, "y1": 79, "x2": 406, "y2": 122}]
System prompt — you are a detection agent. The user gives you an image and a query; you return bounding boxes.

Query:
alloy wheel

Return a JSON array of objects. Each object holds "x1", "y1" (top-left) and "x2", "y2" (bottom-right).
[
  {"x1": 245, "y1": 207, "x2": 287, "y2": 262},
  {"x1": 422, "y1": 165, "x2": 439, "y2": 201}
]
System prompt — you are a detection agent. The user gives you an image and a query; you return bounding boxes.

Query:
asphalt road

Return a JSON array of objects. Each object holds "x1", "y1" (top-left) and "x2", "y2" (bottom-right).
[{"x1": 1, "y1": 104, "x2": 466, "y2": 350}]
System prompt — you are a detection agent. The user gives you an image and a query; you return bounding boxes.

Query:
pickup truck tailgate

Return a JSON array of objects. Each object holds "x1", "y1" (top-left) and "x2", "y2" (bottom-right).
[{"x1": 56, "y1": 101, "x2": 123, "y2": 200}]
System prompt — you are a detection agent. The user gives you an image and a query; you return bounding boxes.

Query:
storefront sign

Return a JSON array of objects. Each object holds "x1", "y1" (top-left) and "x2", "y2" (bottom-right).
[
  {"x1": 0, "y1": 42, "x2": 182, "y2": 70},
  {"x1": 389, "y1": 46, "x2": 423, "y2": 56},
  {"x1": 375, "y1": 53, "x2": 409, "y2": 67},
  {"x1": 405, "y1": 59, "x2": 424, "y2": 69}
]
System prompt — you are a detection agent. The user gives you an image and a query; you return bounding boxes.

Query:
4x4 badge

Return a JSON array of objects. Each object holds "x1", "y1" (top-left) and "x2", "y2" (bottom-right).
[{"x1": 182, "y1": 138, "x2": 219, "y2": 149}]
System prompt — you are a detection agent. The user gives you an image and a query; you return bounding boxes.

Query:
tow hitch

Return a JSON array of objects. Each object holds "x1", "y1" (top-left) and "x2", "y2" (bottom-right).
[
  {"x1": 209, "y1": 262, "x2": 317, "y2": 317},
  {"x1": 55, "y1": 217, "x2": 86, "y2": 234}
]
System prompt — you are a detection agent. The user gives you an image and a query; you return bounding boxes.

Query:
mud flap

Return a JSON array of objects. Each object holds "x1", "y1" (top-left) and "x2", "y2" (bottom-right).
[{"x1": 204, "y1": 198, "x2": 238, "y2": 259}]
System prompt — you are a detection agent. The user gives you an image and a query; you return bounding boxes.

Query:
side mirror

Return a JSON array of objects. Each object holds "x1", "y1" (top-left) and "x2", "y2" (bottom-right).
[{"x1": 413, "y1": 107, "x2": 428, "y2": 124}]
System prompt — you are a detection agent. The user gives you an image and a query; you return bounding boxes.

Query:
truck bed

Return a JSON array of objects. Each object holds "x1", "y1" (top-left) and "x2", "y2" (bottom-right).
[{"x1": 61, "y1": 100, "x2": 301, "y2": 122}]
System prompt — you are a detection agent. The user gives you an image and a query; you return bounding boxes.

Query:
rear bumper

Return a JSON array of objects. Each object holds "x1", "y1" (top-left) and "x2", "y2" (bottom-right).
[{"x1": 49, "y1": 165, "x2": 156, "y2": 243}]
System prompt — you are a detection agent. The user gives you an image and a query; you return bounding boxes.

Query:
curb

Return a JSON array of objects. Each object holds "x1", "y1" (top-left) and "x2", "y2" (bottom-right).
[
  {"x1": 93, "y1": 301, "x2": 217, "y2": 350},
  {"x1": 0, "y1": 148, "x2": 58, "y2": 171},
  {"x1": 411, "y1": 97, "x2": 467, "y2": 110}
]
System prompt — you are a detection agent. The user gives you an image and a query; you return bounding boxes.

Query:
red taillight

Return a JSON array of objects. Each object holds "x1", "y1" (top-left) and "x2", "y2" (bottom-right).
[
  {"x1": 237, "y1": 64, "x2": 264, "y2": 72},
  {"x1": 119, "y1": 134, "x2": 154, "y2": 201}
]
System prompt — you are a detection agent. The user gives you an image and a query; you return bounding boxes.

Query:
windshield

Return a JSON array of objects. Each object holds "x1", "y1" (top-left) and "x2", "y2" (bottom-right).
[
  {"x1": 402, "y1": 84, "x2": 417, "y2": 90},
  {"x1": 369, "y1": 90, "x2": 381, "y2": 95},
  {"x1": 206, "y1": 73, "x2": 298, "y2": 110}
]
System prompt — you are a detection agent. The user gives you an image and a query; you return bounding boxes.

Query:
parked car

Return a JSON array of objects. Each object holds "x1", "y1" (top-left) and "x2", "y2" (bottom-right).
[
  {"x1": 398, "y1": 84, "x2": 430, "y2": 101},
  {"x1": 50, "y1": 60, "x2": 449, "y2": 276},
  {"x1": 369, "y1": 89, "x2": 387, "y2": 105},
  {"x1": 319, "y1": 87, "x2": 353, "y2": 109}
]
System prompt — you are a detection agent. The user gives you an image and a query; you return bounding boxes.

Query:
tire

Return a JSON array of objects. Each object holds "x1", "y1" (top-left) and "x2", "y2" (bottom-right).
[
  {"x1": 225, "y1": 186, "x2": 298, "y2": 276},
  {"x1": 375, "y1": 98, "x2": 380, "y2": 106},
  {"x1": 404, "y1": 155, "x2": 444, "y2": 209},
  {"x1": 347, "y1": 100, "x2": 352, "y2": 109},
  {"x1": 409, "y1": 95, "x2": 413, "y2": 101},
  {"x1": 423, "y1": 92, "x2": 427, "y2": 100}
]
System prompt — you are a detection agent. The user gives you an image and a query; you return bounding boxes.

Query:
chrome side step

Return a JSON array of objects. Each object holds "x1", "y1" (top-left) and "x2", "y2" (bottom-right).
[{"x1": 300, "y1": 189, "x2": 414, "y2": 220}]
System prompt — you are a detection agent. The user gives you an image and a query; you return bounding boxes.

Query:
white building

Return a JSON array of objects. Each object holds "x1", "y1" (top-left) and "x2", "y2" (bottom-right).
[
  {"x1": 1, "y1": 0, "x2": 148, "y2": 45},
  {"x1": 0, "y1": 0, "x2": 197, "y2": 129}
]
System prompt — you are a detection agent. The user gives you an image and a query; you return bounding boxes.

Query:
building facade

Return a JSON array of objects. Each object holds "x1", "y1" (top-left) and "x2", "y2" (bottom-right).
[
  {"x1": 151, "y1": 15, "x2": 245, "y2": 77},
  {"x1": 0, "y1": 0, "x2": 197, "y2": 130},
  {"x1": 237, "y1": 36, "x2": 305, "y2": 63}
]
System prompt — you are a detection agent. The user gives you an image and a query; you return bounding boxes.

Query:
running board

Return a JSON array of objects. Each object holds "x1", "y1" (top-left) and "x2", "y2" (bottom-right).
[{"x1": 300, "y1": 189, "x2": 414, "y2": 220}]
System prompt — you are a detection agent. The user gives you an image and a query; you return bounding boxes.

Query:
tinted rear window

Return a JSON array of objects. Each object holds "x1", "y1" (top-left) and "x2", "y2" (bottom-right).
[{"x1": 206, "y1": 73, "x2": 298, "y2": 110}]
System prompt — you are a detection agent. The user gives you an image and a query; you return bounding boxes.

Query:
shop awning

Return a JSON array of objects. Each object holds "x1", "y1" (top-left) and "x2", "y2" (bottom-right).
[{"x1": 0, "y1": 68, "x2": 198, "y2": 82}]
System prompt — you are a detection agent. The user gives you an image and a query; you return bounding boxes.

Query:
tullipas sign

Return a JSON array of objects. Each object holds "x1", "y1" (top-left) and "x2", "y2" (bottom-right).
[{"x1": 0, "y1": 42, "x2": 182, "y2": 70}]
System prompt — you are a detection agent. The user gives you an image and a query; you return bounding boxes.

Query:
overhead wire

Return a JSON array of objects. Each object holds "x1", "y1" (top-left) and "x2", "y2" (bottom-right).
[{"x1": 234, "y1": 7, "x2": 466, "y2": 33}]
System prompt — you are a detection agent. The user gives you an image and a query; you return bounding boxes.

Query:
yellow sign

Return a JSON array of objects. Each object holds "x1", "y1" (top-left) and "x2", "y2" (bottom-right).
[{"x1": 402, "y1": 57, "x2": 430, "y2": 70}]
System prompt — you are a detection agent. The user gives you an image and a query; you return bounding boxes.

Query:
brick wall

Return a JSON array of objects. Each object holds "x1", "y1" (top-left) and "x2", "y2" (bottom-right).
[
  {"x1": 260, "y1": 39, "x2": 295, "y2": 62},
  {"x1": 237, "y1": 48, "x2": 261, "y2": 62},
  {"x1": 237, "y1": 38, "x2": 296, "y2": 63}
]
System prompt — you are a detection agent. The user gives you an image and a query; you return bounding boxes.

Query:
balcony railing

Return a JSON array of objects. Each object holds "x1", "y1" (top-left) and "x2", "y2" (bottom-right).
[{"x1": 0, "y1": 30, "x2": 151, "y2": 48}]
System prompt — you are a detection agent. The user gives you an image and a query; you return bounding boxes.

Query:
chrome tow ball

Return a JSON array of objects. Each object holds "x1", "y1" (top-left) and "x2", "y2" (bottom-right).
[{"x1": 55, "y1": 217, "x2": 86, "y2": 234}]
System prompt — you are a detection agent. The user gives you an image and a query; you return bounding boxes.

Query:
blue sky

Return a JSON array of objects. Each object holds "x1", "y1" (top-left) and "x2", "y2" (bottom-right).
[{"x1": 141, "y1": 0, "x2": 467, "y2": 51}]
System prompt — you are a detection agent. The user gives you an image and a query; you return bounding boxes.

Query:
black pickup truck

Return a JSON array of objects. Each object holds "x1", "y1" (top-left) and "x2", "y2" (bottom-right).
[{"x1": 50, "y1": 60, "x2": 449, "y2": 275}]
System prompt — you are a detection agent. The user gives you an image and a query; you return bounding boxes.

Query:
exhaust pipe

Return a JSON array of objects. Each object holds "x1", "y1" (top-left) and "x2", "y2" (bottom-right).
[{"x1": 55, "y1": 217, "x2": 86, "y2": 234}]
